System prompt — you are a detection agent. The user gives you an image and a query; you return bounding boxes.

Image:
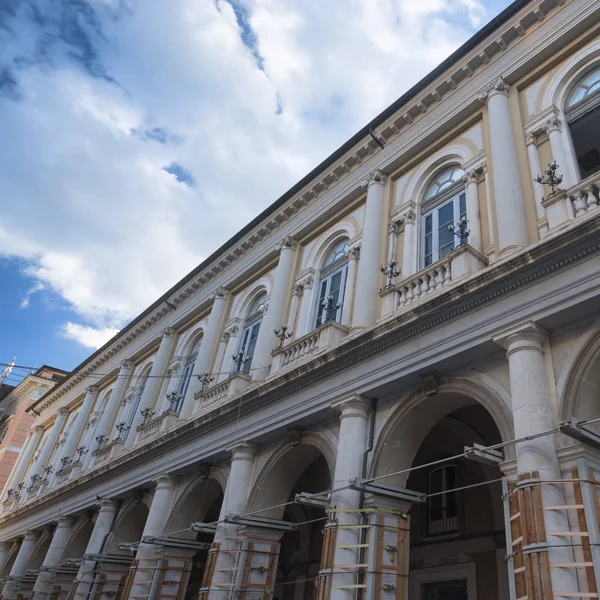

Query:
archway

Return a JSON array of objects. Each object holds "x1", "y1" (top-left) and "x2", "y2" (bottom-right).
[
  {"x1": 248, "y1": 441, "x2": 333, "y2": 600},
  {"x1": 372, "y1": 385, "x2": 512, "y2": 600},
  {"x1": 166, "y1": 476, "x2": 224, "y2": 600}
]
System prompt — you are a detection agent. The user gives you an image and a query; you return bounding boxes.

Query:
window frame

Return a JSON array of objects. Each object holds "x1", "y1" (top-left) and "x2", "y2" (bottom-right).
[
  {"x1": 235, "y1": 292, "x2": 267, "y2": 375},
  {"x1": 420, "y1": 185, "x2": 466, "y2": 268},
  {"x1": 426, "y1": 463, "x2": 459, "y2": 538},
  {"x1": 176, "y1": 335, "x2": 203, "y2": 409},
  {"x1": 314, "y1": 257, "x2": 348, "y2": 329}
]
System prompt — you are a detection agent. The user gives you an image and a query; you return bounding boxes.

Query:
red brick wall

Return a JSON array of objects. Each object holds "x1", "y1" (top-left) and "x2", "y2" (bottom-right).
[{"x1": 0, "y1": 402, "x2": 36, "y2": 491}]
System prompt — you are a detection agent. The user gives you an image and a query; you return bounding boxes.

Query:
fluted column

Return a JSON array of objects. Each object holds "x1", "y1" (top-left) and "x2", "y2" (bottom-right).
[
  {"x1": 2, "y1": 530, "x2": 41, "y2": 599},
  {"x1": 252, "y1": 236, "x2": 297, "y2": 380},
  {"x1": 57, "y1": 387, "x2": 98, "y2": 467},
  {"x1": 125, "y1": 328, "x2": 176, "y2": 446},
  {"x1": 94, "y1": 360, "x2": 132, "y2": 444},
  {"x1": 525, "y1": 133, "x2": 547, "y2": 227},
  {"x1": 3, "y1": 426, "x2": 44, "y2": 497},
  {"x1": 494, "y1": 321, "x2": 578, "y2": 596},
  {"x1": 341, "y1": 246, "x2": 359, "y2": 325},
  {"x1": 129, "y1": 475, "x2": 179, "y2": 598},
  {"x1": 209, "y1": 443, "x2": 257, "y2": 598},
  {"x1": 180, "y1": 289, "x2": 229, "y2": 419},
  {"x1": 399, "y1": 202, "x2": 417, "y2": 278},
  {"x1": 32, "y1": 517, "x2": 74, "y2": 599},
  {"x1": 29, "y1": 408, "x2": 68, "y2": 479},
  {"x1": 329, "y1": 395, "x2": 370, "y2": 600},
  {"x1": 463, "y1": 170, "x2": 482, "y2": 253},
  {"x1": 543, "y1": 115, "x2": 574, "y2": 189},
  {"x1": 353, "y1": 169, "x2": 387, "y2": 328},
  {"x1": 71, "y1": 499, "x2": 119, "y2": 599},
  {"x1": 480, "y1": 77, "x2": 528, "y2": 255}
]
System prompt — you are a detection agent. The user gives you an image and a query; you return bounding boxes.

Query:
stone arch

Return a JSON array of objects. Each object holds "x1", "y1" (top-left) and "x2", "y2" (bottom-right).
[
  {"x1": 133, "y1": 361, "x2": 153, "y2": 384},
  {"x1": 27, "y1": 530, "x2": 52, "y2": 571},
  {"x1": 303, "y1": 221, "x2": 358, "y2": 269},
  {"x1": 104, "y1": 499, "x2": 149, "y2": 553},
  {"x1": 176, "y1": 324, "x2": 207, "y2": 359},
  {"x1": 166, "y1": 473, "x2": 225, "y2": 540},
  {"x1": 558, "y1": 325, "x2": 600, "y2": 424},
  {"x1": 230, "y1": 277, "x2": 273, "y2": 324},
  {"x1": 246, "y1": 431, "x2": 336, "y2": 519},
  {"x1": 61, "y1": 518, "x2": 95, "y2": 562},
  {"x1": 371, "y1": 373, "x2": 514, "y2": 488},
  {"x1": 0, "y1": 543, "x2": 19, "y2": 579}
]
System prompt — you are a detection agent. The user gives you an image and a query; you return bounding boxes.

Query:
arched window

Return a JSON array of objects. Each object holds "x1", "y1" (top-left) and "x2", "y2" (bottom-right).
[
  {"x1": 427, "y1": 464, "x2": 459, "y2": 537},
  {"x1": 122, "y1": 367, "x2": 151, "y2": 439},
  {"x1": 566, "y1": 67, "x2": 600, "y2": 180},
  {"x1": 176, "y1": 334, "x2": 203, "y2": 407},
  {"x1": 315, "y1": 239, "x2": 349, "y2": 329},
  {"x1": 421, "y1": 167, "x2": 466, "y2": 267},
  {"x1": 236, "y1": 292, "x2": 267, "y2": 375}
]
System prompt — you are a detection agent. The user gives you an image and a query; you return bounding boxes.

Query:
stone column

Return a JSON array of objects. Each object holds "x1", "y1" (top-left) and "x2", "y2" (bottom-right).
[
  {"x1": 329, "y1": 395, "x2": 370, "y2": 600},
  {"x1": 294, "y1": 274, "x2": 316, "y2": 338},
  {"x1": 252, "y1": 236, "x2": 297, "y2": 380},
  {"x1": 399, "y1": 202, "x2": 417, "y2": 278},
  {"x1": 2, "y1": 530, "x2": 41, "y2": 599},
  {"x1": 71, "y1": 499, "x2": 119, "y2": 599},
  {"x1": 57, "y1": 387, "x2": 98, "y2": 467},
  {"x1": 180, "y1": 289, "x2": 229, "y2": 419},
  {"x1": 352, "y1": 169, "x2": 387, "y2": 328},
  {"x1": 480, "y1": 77, "x2": 528, "y2": 256},
  {"x1": 0, "y1": 542, "x2": 13, "y2": 574},
  {"x1": 125, "y1": 328, "x2": 177, "y2": 447},
  {"x1": 544, "y1": 115, "x2": 574, "y2": 189},
  {"x1": 3, "y1": 426, "x2": 44, "y2": 496},
  {"x1": 94, "y1": 360, "x2": 133, "y2": 444},
  {"x1": 463, "y1": 170, "x2": 483, "y2": 253},
  {"x1": 29, "y1": 408, "x2": 69, "y2": 479},
  {"x1": 32, "y1": 517, "x2": 74, "y2": 599},
  {"x1": 129, "y1": 475, "x2": 179, "y2": 598},
  {"x1": 209, "y1": 443, "x2": 257, "y2": 597},
  {"x1": 525, "y1": 133, "x2": 547, "y2": 227},
  {"x1": 494, "y1": 321, "x2": 578, "y2": 595},
  {"x1": 341, "y1": 246, "x2": 359, "y2": 325}
]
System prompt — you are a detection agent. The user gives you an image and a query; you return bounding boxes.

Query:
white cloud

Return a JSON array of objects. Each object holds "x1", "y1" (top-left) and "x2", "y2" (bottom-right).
[
  {"x1": 61, "y1": 323, "x2": 120, "y2": 350},
  {"x1": 0, "y1": 0, "x2": 501, "y2": 350}
]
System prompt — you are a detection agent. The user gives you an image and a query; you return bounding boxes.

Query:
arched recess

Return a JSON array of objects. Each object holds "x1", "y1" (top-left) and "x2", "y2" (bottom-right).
[
  {"x1": 303, "y1": 220, "x2": 359, "y2": 269},
  {"x1": 61, "y1": 519, "x2": 95, "y2": 562},
  {"x1": 27, "y1": 531, "x2": 52, "y2": 571},
  {"x1": 0, "y1": 544, "x2": 19, "y2": 579},
  {"x1": 246, "y1": 435, "x2": 335, "y2": 600},
  {"x1": 105, "y1": 500, "x2": 149, "y2": 553},
  {"x1": 558, "y1": 327, "x2": 600, "y2": 425},
  {"x1": 371, "y1": 374, "x2": 514, "y2": 487}
]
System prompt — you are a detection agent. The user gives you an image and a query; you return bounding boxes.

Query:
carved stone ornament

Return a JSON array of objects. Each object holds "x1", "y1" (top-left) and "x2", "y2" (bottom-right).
[
  {"x1": 477, "y1": 75, "x2": 510, "y2": 104},
  {"x1": 462, "y1": 170, "x2": 480, "y2": 185},
  {"x1": 348, "y1": 246, "x2": 361, "y2": 260},
  {"x1": 542, "y1": 116, "x2": 561, "y2": 134},
  {"x1": 524, "y1": 132, "x2": 538, "y2": 147},
  {"x1": 420, "y1": 373, "x2": 440, "y2": 396},
  {"x1": 120, "y1": 359, "x2": 133, "y2": 369},
  {"x1": 161, "y1": 326, "x2": 176, "y2": 338},
  {"x1": 57, "y1": 407, "x2": 69, "y2": 417},
  {"x1": 212, "y1": 287, "x2": 228, "y2": 301},
  {"x1": 169, "y1": 360, "x2": 182, "y2": 375},
  {"x1": 398, "y1": 209, "x2": 416, "y2": 225},
  {"x1": 57, "y1": 433, "x2": 68, "y2": 447},
  {"x1": 87, "y1": 411, "x2": 100, "y2": 428},
  {"x1": 277, "y1": 235, "x2": 297, "y2": 252},
  {"x1": 86, "y1": 386, "x2": 99, "y2": 395},
  {"x1": 365, "y1": 168, "x2": 388, "y2": 187},
  {"x1": 222, "y1": 324, "x2": 239, "y2": 343}
]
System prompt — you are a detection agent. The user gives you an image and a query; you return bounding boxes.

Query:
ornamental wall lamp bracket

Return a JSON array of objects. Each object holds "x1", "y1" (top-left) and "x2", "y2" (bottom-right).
[
  {"x1": 321, "y1": 295, "x2": 340, "y2": 322},
  {"x1": 60, "y1": 456, "x2": 72, "y2": 469},
  {"x1": 43, "y1": 466, "x2": 54, "y2": 480},
  {"x1": 379, "y1": 259, "x2": 401, "y2": 289},
  {"x1": 166, "y1": 391, "x2": 182, "y2": 411},
  {"x1": 535, "y1": 160, "x2": 563, "y2": 200},
  {"x1": 115, "y1": 422, "x2": 130, "y2": 440},
  {"x1": 232, "y1": 351, "x2": 247, "y2": 372},
  {"x1": 197, "y1": 372, "x2": 215, "y2": 392},
  {"x1": 448, "y1": 216, "x2": 470, "y2": 245},
  {"x1": 76, "y1": 446, "x2": 88, "y2": 462},
  {"x1": 95, "y1": 434, "x2": 109, "y2": 449},
  {"x1": 140, "y1": 407, "x2": 155, "y2": 424},
  {"x1": 274, "y1": 324, "x2": 293, "y2": 349}
]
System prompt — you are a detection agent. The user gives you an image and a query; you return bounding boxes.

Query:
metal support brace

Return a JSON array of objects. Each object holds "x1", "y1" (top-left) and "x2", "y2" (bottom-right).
[
  {"x1": 348, "y1": 478, "x2": 426, "y2": 504},
  {"x1": 225, "y1": 514, "x2": 297, "y2": 531},
  {"x1": 142, "y1": 535, "x2": 211, "y2": 551},
  {"x1": 295, "y1": 492, "x2": 330, "y2": 508},
  {"x1": 560, "y1": 418, "x2": 600, "y2": 450},
  {"x1": 464, "y1": 443, "x2": 504, "y2": 465}
]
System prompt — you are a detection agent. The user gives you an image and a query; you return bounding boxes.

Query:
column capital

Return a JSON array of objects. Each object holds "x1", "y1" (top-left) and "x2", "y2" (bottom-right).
[
  {"x1": 22, "y1": 530, "x2": 41, "y2": 541},
  {"x1": 119, "y1": 359, "x2": 133, "y2": 369},
  {"x1": 212, "y1": 287, "x2": 230, "y2": 301},
  {"x1": 97, "y1": 498, "x2": 120, "y2": 511},
  {"x1": 331, "y1": 394, "x2": 371, "y2": 420},
  {"x1": 478, "y1": 76, "x2": 510, "y2": 103},
  {"x1": 364, "y1": 168, "x2": 388, "y2": 188},
  {"x1": 161, "y1": 326, "x2": 176, "y2": 338},
  {"x1": 56, "y1": 516, "x2": 74, "y2": 527},
  {"x1": 85, "y1": 386, "x2": 99, "y2": 395},
  {"x1": 348, "y1": 245, "x2": 361, "y2": 261},
  {"x1": 395, "y1": 200, "x2": 417, "y2": 225},
  {"x1": 153, "y1": 474, "x2": 179, "y2": 491},
  {"x1": 32, "y1": 425, "x2": 45, "y2": 434},
  {"x1": 462, "y1": 170, "x2": 480, "y2": 185},
  {"x1": 227, "y1": 441, "x2": 258, "y2": 461},
  {"x1": 525, "y1": 132, "x2": 539, "y2": 147},
  {"x1": 493, "y1": 320, "x2": 547, "y2": 357},
  {"x1": 542, "y1": 115, "x2": 562, "y2": 134},
  {"x1": 276, "y1": 235, "x2": 297, "y2": 252},
  {"x1": 56, "y1": 407, "x2": 69, "y2": 417}
]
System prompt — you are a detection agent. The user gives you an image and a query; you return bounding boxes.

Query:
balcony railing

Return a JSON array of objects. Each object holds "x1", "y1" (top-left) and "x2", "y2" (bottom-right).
[
  {"x1": 271, "y1": 320, "x2": 349, "y2": 374},
  {"x1": 136, "y1": 409, "x2": 179, "y2": 442},
  {"x1": 194, "y1": 372, "x2": 251, "y2": 414}
]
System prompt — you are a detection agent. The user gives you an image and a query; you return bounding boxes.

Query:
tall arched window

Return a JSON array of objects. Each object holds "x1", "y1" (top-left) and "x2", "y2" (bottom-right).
[
  {"x1": 176, "y1": 334, "x2": 203, "y2": 407},
  {"x1": 421, "y1": 167, "x2": 466, "y2": 267},
  {"x1": 236, "y1": 292, "x2": 267, "y2": 375},
  {"x1": 566, "y1": 67, "x2": 600, "y2": 180},
  {"x1": 315, "y1": 239, "x2": 349, "y2": 329},
  {"x1": 123, "y1": 366, "x2": 151, "y2": 439},
  {"x1": 427, "y1": 464, "x2": 459, "y2": 537}
]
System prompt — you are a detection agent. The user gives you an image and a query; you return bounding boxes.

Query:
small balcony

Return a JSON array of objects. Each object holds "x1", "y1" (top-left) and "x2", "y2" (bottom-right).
[
  {"x1": 194, "y1": 372, "x2": 251, "y2": 414},
  {"x1": 136, "y1": 409, "x2": 179, "y2": 442},
  {"x1": 380, "y1": 244, "x2": 488, "y2": 317},
  {"x1": 270, "y1": 320, "x2": 350, "y2": 374}
]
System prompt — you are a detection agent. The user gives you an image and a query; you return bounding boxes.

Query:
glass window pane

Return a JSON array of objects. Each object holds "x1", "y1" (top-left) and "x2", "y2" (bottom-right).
[
  {"x1": 459, "y1": 193, "x2": 466, "y2": 218},
  {"x1": 422, "y1": 579, "x2": 468, "y2": 600}
]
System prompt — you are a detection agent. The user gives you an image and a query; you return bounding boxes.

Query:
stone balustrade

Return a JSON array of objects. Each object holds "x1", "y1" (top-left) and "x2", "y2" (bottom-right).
[
  {"x1": 136, "y1": 410, "x2": 179, "y2": 442},
  {"x1": 92, "y1": 439, "x2": 124, "y2": 464},
  {"x1": 542, "y1": 173, "x2": 600, "y2": 231},
  {"x1": 194, "y1": 372, "x2": 251, "y2": 414},
  {"x1": 271, "y1": 320, "x2": 349, "y2": 374},
  {"x1": 380, "y1": 244, "x2": 488, "y2": 317}
]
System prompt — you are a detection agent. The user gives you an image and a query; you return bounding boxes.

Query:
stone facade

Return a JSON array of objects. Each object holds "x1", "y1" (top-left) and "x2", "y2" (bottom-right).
[{"x1": 1, "y1": 1, "x2": 600, "y2": 599}]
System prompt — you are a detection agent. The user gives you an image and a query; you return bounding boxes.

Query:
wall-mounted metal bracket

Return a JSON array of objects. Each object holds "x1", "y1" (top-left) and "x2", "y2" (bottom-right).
[
  {"x1": 560, "y1": 418, "x2": 600, "y2": 450},
  {"x1": 226, "y1": 514, "x2": 297, "y2": 532},
  {"x1": 348, "y1": 478, "x2": 426, "y2": 504},
  {"x1": 464, "y1": 443, "x2": 504, "y2": 466},
  {"x1": 295, "y1": 491, "x2": 330, "y2": 508},
  {"x1": 190, "y1": 522, "x2": 218, "y2": 534},
  {"x1": 142, "y1": 535, "x2": 211, "y2": 550}
]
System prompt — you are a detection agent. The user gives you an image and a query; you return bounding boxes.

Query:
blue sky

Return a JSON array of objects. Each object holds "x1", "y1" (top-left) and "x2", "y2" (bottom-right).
[{"x1": 0, "y1": 0, "x2": 513, "y2": 382}]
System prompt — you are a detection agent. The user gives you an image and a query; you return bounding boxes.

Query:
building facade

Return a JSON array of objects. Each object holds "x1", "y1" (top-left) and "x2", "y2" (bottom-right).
[
  {"x1": 1, "y1": 0, "x2": 600, "y2": 598},
  {"x1": 0, "y1": 367, "x2": 67, "y2": 496}
]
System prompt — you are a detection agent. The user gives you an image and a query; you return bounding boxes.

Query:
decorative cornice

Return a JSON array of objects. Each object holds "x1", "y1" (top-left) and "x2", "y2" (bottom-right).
[{"x1": 161, "y1": 327, "x2": 176, "y2": 338}]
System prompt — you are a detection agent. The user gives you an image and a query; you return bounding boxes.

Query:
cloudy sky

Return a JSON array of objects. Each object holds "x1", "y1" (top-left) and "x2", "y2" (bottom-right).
[{"x1": 0, "y1": 0, "x2": 512, "y2": 382}]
